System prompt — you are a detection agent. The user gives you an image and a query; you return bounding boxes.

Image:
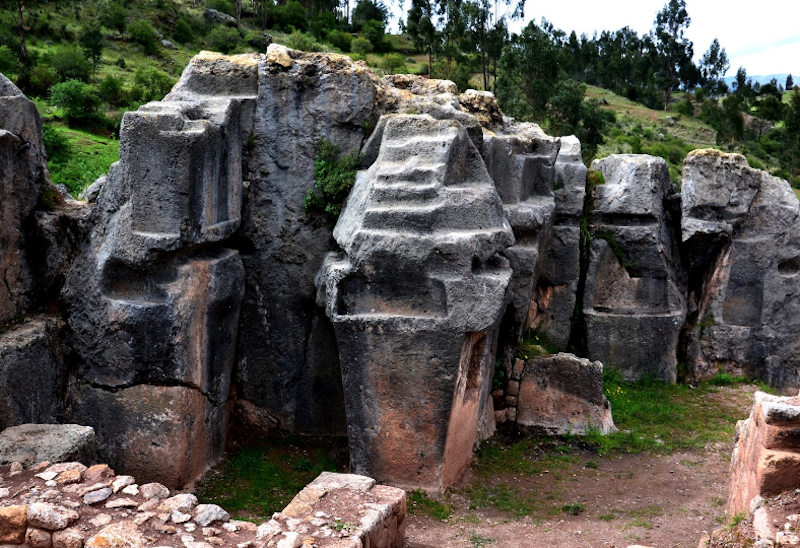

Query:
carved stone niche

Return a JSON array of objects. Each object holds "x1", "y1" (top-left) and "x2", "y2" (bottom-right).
[{"x1": 317, "y1": 114, "x2": 514, "y2": 492}]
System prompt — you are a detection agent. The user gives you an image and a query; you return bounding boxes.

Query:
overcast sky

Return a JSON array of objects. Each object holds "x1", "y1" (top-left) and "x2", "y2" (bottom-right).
[{"x1": 390, "y1": 0, "x2": 800, "y2": 78}]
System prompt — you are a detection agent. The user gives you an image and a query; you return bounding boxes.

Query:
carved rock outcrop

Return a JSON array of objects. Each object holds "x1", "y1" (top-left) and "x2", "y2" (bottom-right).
[
  {"x1": 536, "y1": 135, "x2": 587, "y2": 349},
  {"x1": 682, "y1": 149, "x2": 800, "y2": 389},
  {"x1": 584, "y1": 154, "x2": 685, "y2": 381},
  {"x1": 63, "y1": 54, "x2": 249, "y2": 487},
  {"x1": 317, "y1": 114, "x2": 514, "y2": 491},
  {"x1": 0, "y1": 74, "x2": 53, "y2": 324}
]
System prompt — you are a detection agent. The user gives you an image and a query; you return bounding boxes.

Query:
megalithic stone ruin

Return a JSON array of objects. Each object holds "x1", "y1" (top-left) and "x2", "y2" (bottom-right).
[
  {"x1": 317, "y1": 115, "x2": 515, "y2": 491},
  {"x1": 5, "y1": 48, "x2": 800, "y2": 492}
]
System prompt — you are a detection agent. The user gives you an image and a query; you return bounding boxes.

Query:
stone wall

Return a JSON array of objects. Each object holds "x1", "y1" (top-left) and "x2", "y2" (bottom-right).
[
  {"x1": 728, "y1": 391, "x2": 800, "y2": 516},
  {"x1": 0, "y1": 459, "x2": 405, "y2": 548}
]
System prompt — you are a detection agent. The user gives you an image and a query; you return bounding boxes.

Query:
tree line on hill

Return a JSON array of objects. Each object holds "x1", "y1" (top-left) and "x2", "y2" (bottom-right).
[{"x1": 0, "y1": 0, "x2": 797, "y2": 180}]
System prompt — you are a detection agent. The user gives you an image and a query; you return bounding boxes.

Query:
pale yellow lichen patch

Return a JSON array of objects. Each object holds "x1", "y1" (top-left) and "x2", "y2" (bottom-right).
[
  {"x1": 687, "y1": 148, "x2": 748, "y2": 166},
  {"x1": 193, "y1": 50, "x2": 261, "y2": 69},
  {"x1": 266, "y1": 44, "x2": 294, "y2": 68}
]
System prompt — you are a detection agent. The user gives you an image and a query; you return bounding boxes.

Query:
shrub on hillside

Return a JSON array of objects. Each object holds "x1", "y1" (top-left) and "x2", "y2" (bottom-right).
[
  {"x1": 208, "y1": 0, "x2": 235, "y2": 17},
  {"x1": 381, "y1": 53, "x2": 406, "y2": 74},
  {"x1": 127, "y1": 19, "x2": 160, "y2": 55},
  {"x1": 42, "y1": 124, "x2": 73, "y2": 165},
  {"x1": 0, "y1": 45, "x2": 17, "y2": 76},
  {"x1": 133, "y1": 66, "x2": 176, "y2": 102},
  {"x1": 50, "y1": 46, "x2": 92, "y2": 83},
  {"x1": 327, "y1": 30, "x2": 352, "y2": 52},
  {"x1": 100, "y1": 75, "x2": 124, "y2": 107},
  {"x1": 351, "y1": 37, "x2": 372, "y2": 56},
  {"x1": 28, "y1": 66, "x2": 58, "y2": 97},
  {"x1": 50, "y1": 79, "x2": 101, "y2": 121},
  {"x1": 102, "y1": 4, "x2": 127, "y2": 33},
  {"x1": 173, "y1": 18, "x2": 194, "y2": 44},
  {"x1": 285, "y1": 30, "x2": 322, "y2": 52},
  {"x1": 207, "y1": 26, "x2": 242, "y2": 54}
]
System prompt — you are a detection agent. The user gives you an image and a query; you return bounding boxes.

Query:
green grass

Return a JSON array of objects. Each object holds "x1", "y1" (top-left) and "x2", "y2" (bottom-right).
[
  {"x1": 194, "y1": 436, "x2": 340, "y2": 522},
  {"x1": 46, "y1": 126, "x2": 120, "y2": 196},
  {"x1": 408, "y1": 489, "x2": 453, "y2": 521},
  {"x1": 561, "y1": 502, "x2": 585, "y2": 515},
  {"x1": 466, "y1": 483, "x2": 539, "y2": 518},
  {"x1": 583, "y1": 369, "x2": 767, "y2": 455},
  {"x1": 469, "y1": 534, "x2": 495, "y2": 547},
  {"x1": 473, "y1": 438, "x2": 578, "y2": 478}
]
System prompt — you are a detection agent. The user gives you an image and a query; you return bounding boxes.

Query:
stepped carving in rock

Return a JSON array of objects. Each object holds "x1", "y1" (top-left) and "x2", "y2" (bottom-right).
[
  {"x1": 317, "y1": 114, "x2": 515, "y2": 491},
  {"x1": 682, "y1": 150, "x2": 800, "y2": 389},
  {"x1": 583, "y1": 154, "x2": 685, "y2": 381},
  {"x1": 63, "y1": 53, "x2": 250, "y2": 488}
]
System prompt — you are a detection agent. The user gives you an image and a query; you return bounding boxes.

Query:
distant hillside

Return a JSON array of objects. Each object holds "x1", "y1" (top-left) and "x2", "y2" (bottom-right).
[{"x1": 723, "y1": 73, "x2": 791, "y2": 87}]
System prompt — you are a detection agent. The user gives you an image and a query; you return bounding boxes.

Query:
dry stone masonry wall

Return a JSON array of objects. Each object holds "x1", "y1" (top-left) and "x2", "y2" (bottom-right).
[
  {"x1": 4, "y1": 47, "x2": 800, "y2": 494},
  {"x1": 0, "y1": 456, "x2": 404, "y2": 548}
]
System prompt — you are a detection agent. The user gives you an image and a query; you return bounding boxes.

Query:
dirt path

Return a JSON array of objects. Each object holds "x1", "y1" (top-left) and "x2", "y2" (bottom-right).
[{"x1": 405, "y1": 385, "x2": 759, "y2": 548}]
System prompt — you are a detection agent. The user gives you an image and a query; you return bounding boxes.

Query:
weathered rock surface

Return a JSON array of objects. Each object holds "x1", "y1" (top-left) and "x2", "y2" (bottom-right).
[
  {"x1": 233, "y1": 47, "x2": 375, "y2": 436},
  {"x1": 728, "y1": 391, "x2": 800, "y2": 516},
  {"x1": 0, "y1": 74, "x2": 54, "y2": 324},
  {"x1": 480, "y1": 120, "x2": 559, "y2": 369},
  {"x1": 584, "y1": 154, "x2": 685, "y2": 381},
  {"x1": 510, "y1": 353, "x2": 615, "y2": 435},
  {"x1": 0, "y1": 424, "x2": 96, "y2": 466},
  {"x1": 258, "y1": 471, "x2": 406, "y2": 548},
  {"x1": 0, "y1": 318, "x2": 68, "y2": 430},
  {"x1": 682, "y1": 149, "x2": 800, "y2": 389},
  {"x1": 318, "y1": 113, "x2": 514, "y2": 491},
  {"x1": 63, "y1": 53, "x2": 248, "y2": 487},
  {"x1": 535, "y1": 136, "x2": 587, "y2": 349}
]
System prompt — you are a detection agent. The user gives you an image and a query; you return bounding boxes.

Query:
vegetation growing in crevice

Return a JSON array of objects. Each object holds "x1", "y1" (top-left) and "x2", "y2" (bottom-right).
[
  {"x1": 595, "y1": 228, "x2": 634, "y2": 269},
  {"x1": 304, "y1": 138, "x2": 359, "y2": 223},
  {"x1": 516, "y1": 327, "x2": 559, "y2": 360},
  {"x1": 408, "y1": 489, "x2": 453, "y2": 521}
]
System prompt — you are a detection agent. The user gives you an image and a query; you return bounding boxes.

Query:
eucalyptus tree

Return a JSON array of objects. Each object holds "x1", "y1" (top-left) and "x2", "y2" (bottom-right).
[{"x1": 652, "y1": 0, "x2": 693, "y2": 110}]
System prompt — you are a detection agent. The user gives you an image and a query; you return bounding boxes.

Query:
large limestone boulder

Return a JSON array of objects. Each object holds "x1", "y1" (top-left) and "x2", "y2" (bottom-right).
[
  {"x1": 682, "y1": 150, "x2": 800, "y2": 388},
  {"x1": 583, "y1": 154, "x2": 685, "y2": 381},
  {"x1": 63, "y1": 54, "x2": 249, "y2": 487},
  {"x1": 0, "y1": 424, "x2": 96, "y2": 465},
  {"x1": 513, "y1": 353, "x2": 615, "y2": 436},
  {"x1": 0, "y1": 74, "x2": 52, "y2": 324},
  {"x1": 480, "y1": 120, "x2": 559, "y2": 366},
  {"x1": 317, "y1": 114, "x2": 514, "y2": 491}
]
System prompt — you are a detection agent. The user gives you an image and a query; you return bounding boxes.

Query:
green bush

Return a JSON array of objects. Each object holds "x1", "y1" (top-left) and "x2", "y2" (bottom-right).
[
  {"x1": 207, "y1": 0, "x2": 235, "y2": 16},
  {"x1": 271, "y1": 0, "x2": 308, "y2": 32},
  {"x1": 327, "y1": 29, "x2": 352, "y2": 52},
  {"x1": 173, "y1": 18, "x2": 194, "y2": 44},
  {"x1": 351, "y1": 36, "x2": 372, "y2": 55},
  {"x1": 207, "y1": 26, "x2": 241, "y2": 54},
  {"x1": 50, "y1": 46, "x2": 92, "y2": 83},
  {"x1": 0, "y1": 45, "x2": 17, "y2": 76},
  {"x1": 133, "y1": 66, "x2": 176, "y2": 102},
  {"x1": 100, "y1": 75, "x2": 124, "y2": 106},
  {"x1": 41, "y1": 124, "x2": 72, "y2": 164},
  {"x1": 50, "y1": 79, "x2": 101, "y2": 120},
  {"x1": 285, "y1": 30, "x2": 322, "y2": 52},
  {"x1": 381, "y1": 53, "x2": 406, "y2": 74},
  {"x1": 673, "y1": 97, "x2": 694, "y2": 117},
  {"x1": 28, "y1": 66, "x2": 58, "y2": 97},
  {"x1": 127, "y1": 19, "x2": 160, "y2": 55},
  {"x1": 304, "y1": 139, "x2": 359, "y2": 222},
  {"x1": 102, "y1": 4, "x2": 127, "y2": 33}
]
